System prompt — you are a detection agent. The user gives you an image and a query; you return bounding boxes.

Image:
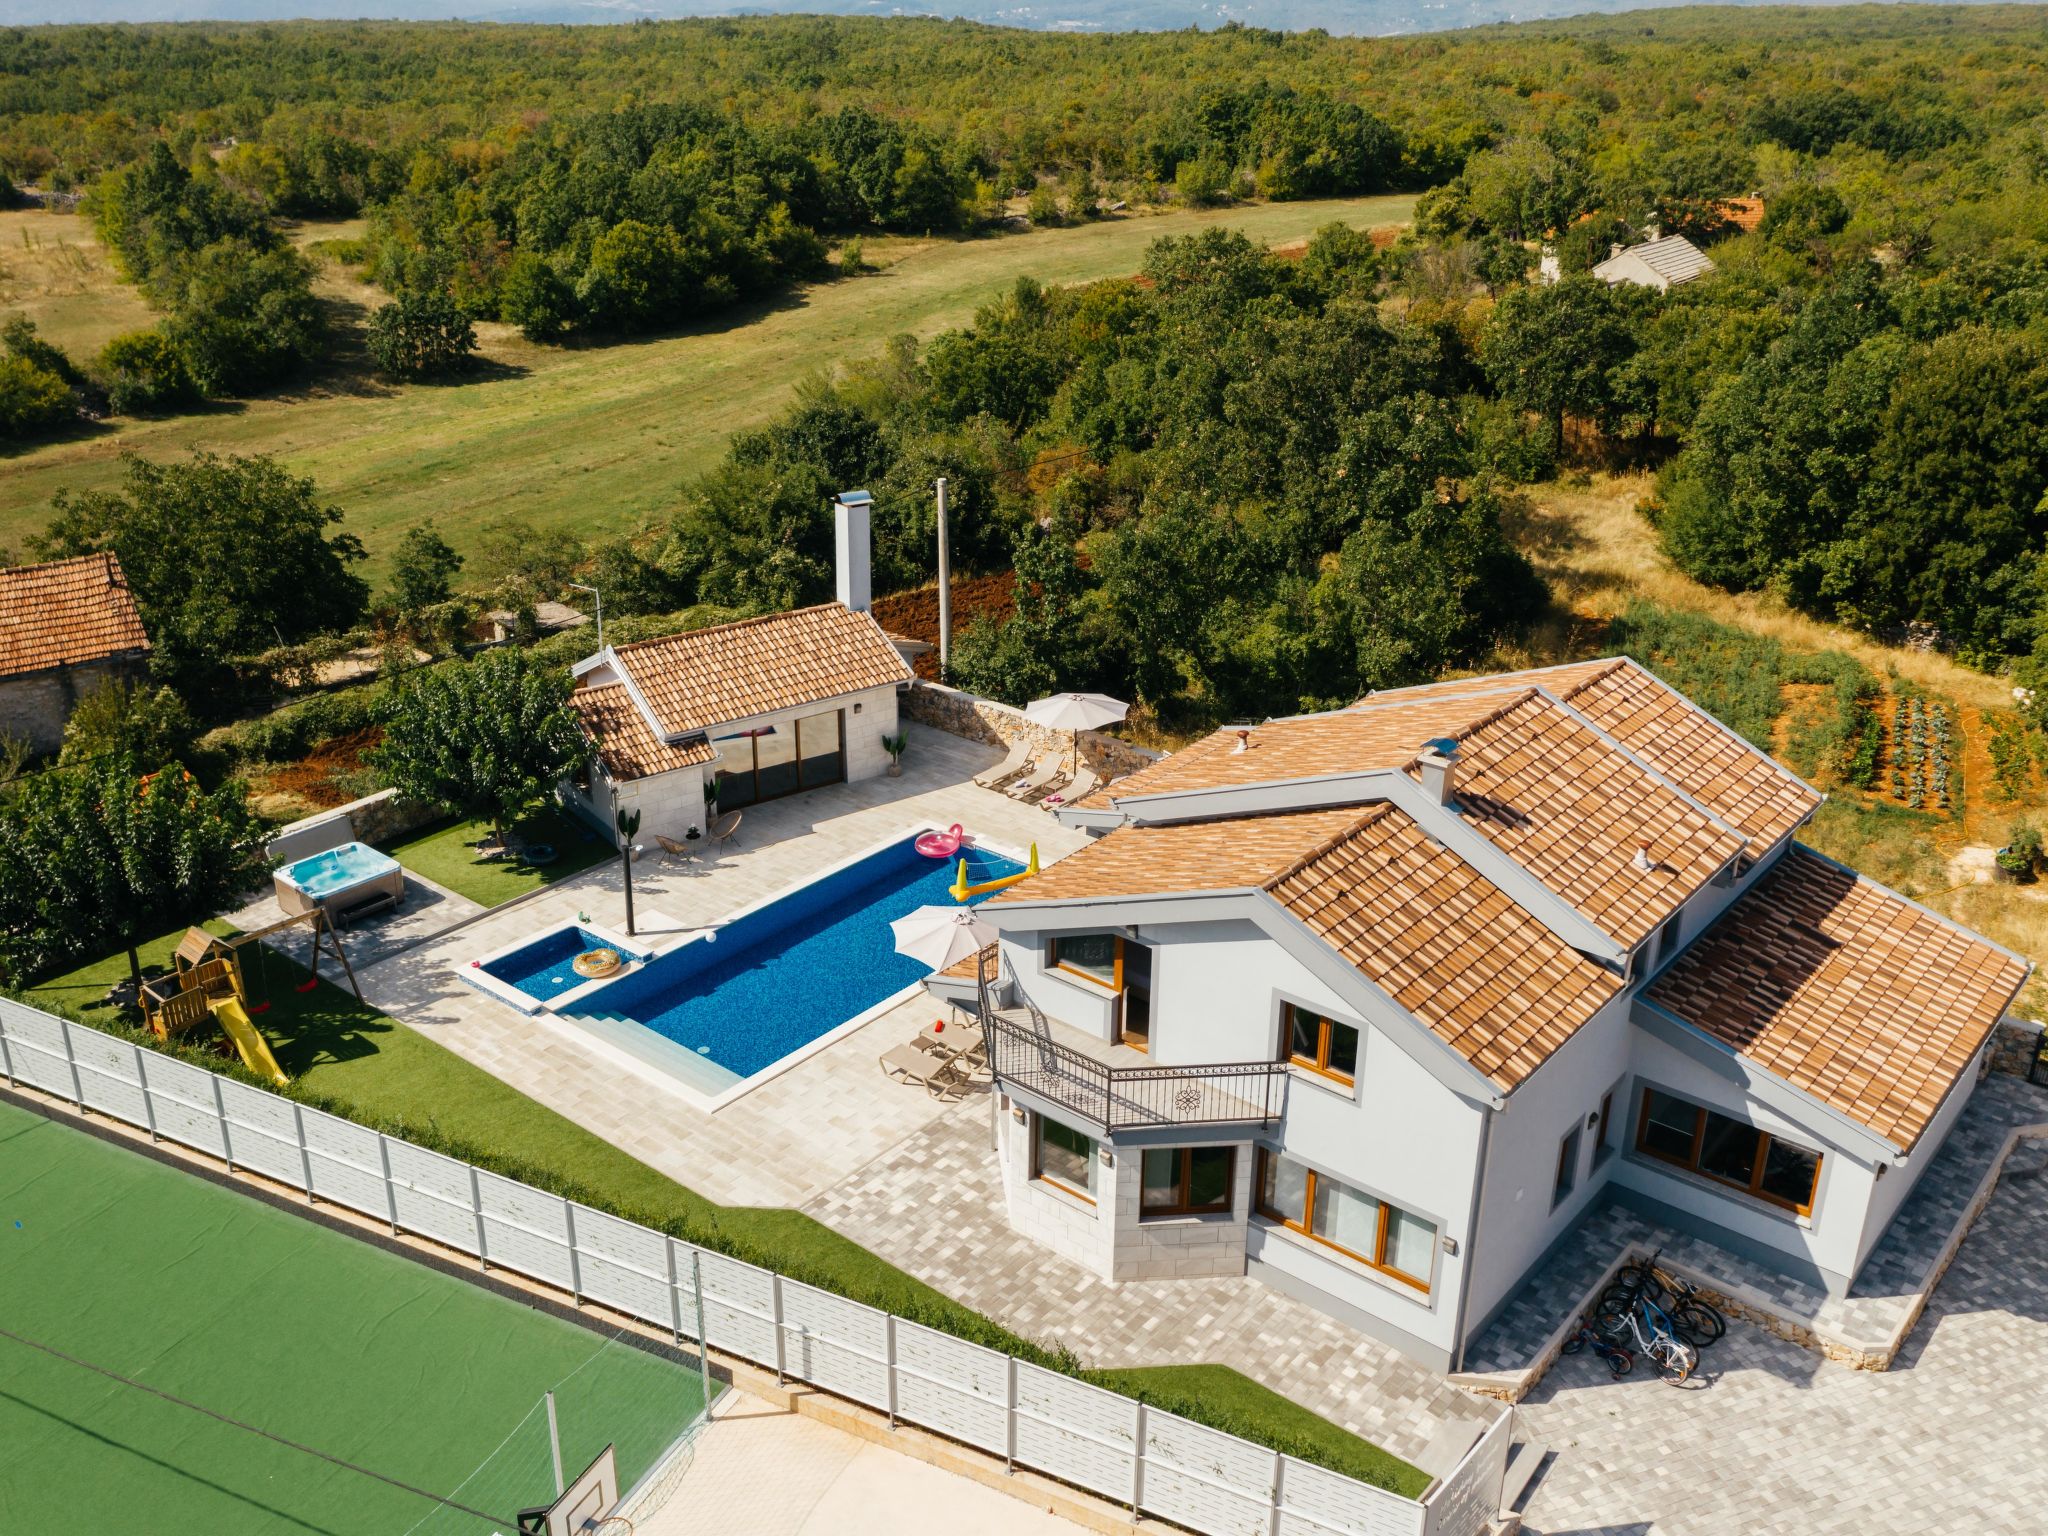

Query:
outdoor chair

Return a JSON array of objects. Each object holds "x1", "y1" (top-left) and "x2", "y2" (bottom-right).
[
  {"x1": 1004, "y1": 756, "x2": 1061, "y2": 801},
  {"x1": 973, "y1": 739, "x2": 1032, "y2": 789},
  {"x1": 654, "y1": 833, "x2": 700, "y2": 869},
  {"x1": 1043, "y1": 764, "x2": 1100, "y2": 808},
  {"x1": 880, "y1": 1042, "x2": 972, "y2": 1099},
  {"x1": 706, "y1": 810, "x2": 742, "y2": 851}
]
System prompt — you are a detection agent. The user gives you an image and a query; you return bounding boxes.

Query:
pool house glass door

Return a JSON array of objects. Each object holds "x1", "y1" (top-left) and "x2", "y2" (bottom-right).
[{"x1": 716, "y1": 709, "x2": 845, "y2": 809}]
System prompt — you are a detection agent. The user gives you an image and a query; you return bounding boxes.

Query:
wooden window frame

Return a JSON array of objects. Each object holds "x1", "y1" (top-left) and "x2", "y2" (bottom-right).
[
  {"x1": 1593, "y1": 1090, "x2": 1615, "y2": 1163},
  {"x1": 1139, "y1": 1146, "x2": 1236, "y2": 1220},
  {"x1": 1049, "y1": 933, "x2": 1123, "y2": 992},
  {"x1": 1552, "y1": 1124, "x2": 1582, "y2": 1210},
  {"x1": 1030, "y1": 1113, "x2": 1096, "y2": 1205},
  {"x1": 1253, "y1": 1149, "x2": 1431, "y2": 1293},
  {"x1": 1281, "y1": 1002, "x2": 1359, "y2": 1087},
  {"x1": 1633, "y1": 1088, "x2": 1821, "y2": 1217}
]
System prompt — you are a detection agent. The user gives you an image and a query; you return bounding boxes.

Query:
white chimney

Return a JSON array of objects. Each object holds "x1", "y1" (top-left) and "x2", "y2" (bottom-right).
[
  {"x1": 833, "y1": 490, "x2": 873, "y2": 613},
  {"x1": 1632, "y1": 840, "x2": 1654, "y2": 873},
  {"x1": 1418, "y1": 738, "x2": 1459, "y2": 807}
]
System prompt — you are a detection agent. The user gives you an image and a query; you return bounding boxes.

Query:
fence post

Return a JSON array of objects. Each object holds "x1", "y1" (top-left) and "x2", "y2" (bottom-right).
[
  {"x1": 291, "y1": 1103, "x2": 316, "y2": 1201},
  {"x1": 885, "y1": 1315, "x2": 898, "y2": 1429},
  {"x1": 690, "y1": 1250, "x2": 712, "y2": 1429},
  {"x1": 1131, "y1": 1402, "x2": 1147, "y2": 1516},
  {"x1": 771, "y1": 1275, "x2": 787, "y2": 1384},
  {"x1": 1268, "y1": 1449, "x2": 1285, "y2": 1536},
  {"x1": 665, "y1": 1238, "x2": 685, "y2": 1346},
  {"x1": 210, "y1": 1073, "x2": 234, "y2": 1171},
  {"x1": 1004, "y1": 1356, "x2": 1018, "y2": 1473},
  {"x1": 377, "y1": 1134, "x2": 400, "y2": 1235},
  {"x1": 57, "y1": 1016, "x2": 85, "y2": 1111},
  {"x1": 0, "y1": 1008, "x2": 17, "y2": 1086},
  {"x1": 132, "y1": 1043, "x2": 158, "y2": 1144},
  {"x1": 564, "y1": 1200, "x2": 583, "y2": 1305},
  {"x1": 468, "y1": 1165, "x2": 489, "y2": 1271}
]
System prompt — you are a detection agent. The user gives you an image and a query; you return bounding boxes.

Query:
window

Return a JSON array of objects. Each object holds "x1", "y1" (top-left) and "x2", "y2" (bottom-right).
[
  {"x1": 1283, "y1": 1003, "x2": 1360, "y2": 1085},
  {"x1": 1032, "y1": 1115, "x2": 1095, "y2": 1200},
  {"x1": 1140, "y1": 1147, "x2": 1236, "y2": 1218},
  {"x1": 1553, "y1": 1124, "x2": 1583, "y2": 1209},
  {"x1": 1633, "y1": 1088, "x2": 1822, "y2": 1215},
  {"x1": 1593, "y1": 1089, "x2": 1616, "y2": 1164},
  {"x1": 1254, "y1": 1150, "x2": 1436, "y2": 1292},
  {"x1": 1049, "y1": 933, "x2": 1121, "y2": 989},
  {"x1": 714, "y1": 711, "x2": 848, "y2": 809}
]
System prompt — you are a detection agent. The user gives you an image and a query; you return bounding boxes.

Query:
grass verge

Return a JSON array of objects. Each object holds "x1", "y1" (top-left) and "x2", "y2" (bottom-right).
[
  {"x1": 382, "y1": 808, "x2": 612, "y2": 907},
  {"x1": 17, "y1": 925, "x2": 1427, "y2": 1492}
]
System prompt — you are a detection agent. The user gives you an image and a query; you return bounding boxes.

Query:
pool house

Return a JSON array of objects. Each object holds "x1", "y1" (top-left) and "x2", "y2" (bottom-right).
[{"x1": 565, "y1": 601, "x2": 914, "y2": 844}]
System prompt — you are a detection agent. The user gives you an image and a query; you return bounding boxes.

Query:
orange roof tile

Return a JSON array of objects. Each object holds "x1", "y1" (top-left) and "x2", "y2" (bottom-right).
[
  {"x1": 570, "y1": 683, "x2": 716, "y2": 781},
  {"x1": 1437, "y1": 692, "x2": 1746, "y2": 946},
  {"x1": 989, "y1": 807, "x2": 1369, "y2": 904},
  {"x1": 1648, "y1": 846, "x2": 2029, "y2": 1151},
  {"x1": 605, "y1": 603, "x2": 910, "y2": 739},
  {"x1": 0, "y1": 552, "x2": 149, "y2": 681}
]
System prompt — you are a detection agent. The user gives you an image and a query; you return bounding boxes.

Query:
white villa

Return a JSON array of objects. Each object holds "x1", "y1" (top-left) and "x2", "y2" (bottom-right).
[{"x1": 943, "y1": 658, "x2": 2028, "y2": 1372}]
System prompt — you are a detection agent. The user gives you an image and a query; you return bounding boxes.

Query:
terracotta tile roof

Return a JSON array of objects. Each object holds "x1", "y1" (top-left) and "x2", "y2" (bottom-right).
[
  {"x1": 989, "y1": 807, "x2": 1369, "y2": 904},
  {"x1": 570, "y1": 683, "x2": 716, "y2": 781},
  {"x1": 1437, "y1": 692, "x2": 1747, "y2": 946},
  {"x1": 1071, "y1": 693, "x2": 1526, "y2": 812},
  {"x1": 0, "y1": 552, "x2": 150, "y2": 681},
  {"x1": 605, "y1": 603, "x2": 910, "y2": 739},
  {"x1": 1269, "y1": 807, "x2": 1622, "y2": 1091},
  {"x1": 1649, "y1": 846, "x2": 2029, "y2": 1152}
]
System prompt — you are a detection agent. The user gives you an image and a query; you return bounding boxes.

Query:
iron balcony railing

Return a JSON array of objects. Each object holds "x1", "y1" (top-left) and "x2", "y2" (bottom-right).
[{"x1": 974, "y1": 947, "x2": 1288, "y2": 1133}]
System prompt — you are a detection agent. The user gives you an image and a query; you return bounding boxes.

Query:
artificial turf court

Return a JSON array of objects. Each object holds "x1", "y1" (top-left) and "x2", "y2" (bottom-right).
[{"x1": 0, "y1": 1096, "x2": 714, "y2": 1535}]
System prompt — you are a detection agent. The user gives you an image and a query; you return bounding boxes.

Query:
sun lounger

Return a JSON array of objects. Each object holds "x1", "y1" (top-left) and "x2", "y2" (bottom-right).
[
  {"x1": 1043, "y1": 764, "x2": 1100, "y2": 807},
  {"x1": 1005, "y1": 756, "x2": 1061, "y2": 801},
  {"x1": 881, "y1": 1042, "x2": 940, "y2": 1084},
  {"x1": 974, "y1": 739, "x2": 1032, "y2": 789}
]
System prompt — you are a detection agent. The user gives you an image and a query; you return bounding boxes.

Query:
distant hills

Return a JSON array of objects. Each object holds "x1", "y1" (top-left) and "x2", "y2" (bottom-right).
[{"x1": 0, "y1": 0, "x2": 1995, "y2": 37}]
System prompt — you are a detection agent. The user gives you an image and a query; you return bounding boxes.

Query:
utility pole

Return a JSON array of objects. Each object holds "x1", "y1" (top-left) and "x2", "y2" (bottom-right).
[
  {"x1": 934, "y1": 477, "x2": 952, "y2": 674},
  {"x1": 568, "y1": 581, "x2": 604, "y2": 651}
]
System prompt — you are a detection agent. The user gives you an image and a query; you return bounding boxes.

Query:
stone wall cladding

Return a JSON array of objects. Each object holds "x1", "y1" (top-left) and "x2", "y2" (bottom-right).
[
  {"x1": 1988, "y1": 1016, "x2": 2044, "y2": 1080},
  {"x1": 0, "y1": 657, "x2": 141, "y2": 755},
  {"x1": 998, "y1": 1099, "x2": 1116, "y2": 1279},
  {"x1": 904, "y1": 681, "x2": 1162, "y2": 782},
  {"x1": 1108, "y1": 1144, "x2": 1253, "y2": 1282}
]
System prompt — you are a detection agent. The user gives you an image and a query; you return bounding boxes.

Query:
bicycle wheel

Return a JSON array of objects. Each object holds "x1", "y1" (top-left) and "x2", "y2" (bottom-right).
[
  {"x1": 1604, "y1": 1346, "x2": 1634, "y2": 1377},
  {"x1": 1671, "y1": 1298, "x2": 1726, "y2": 1348},
  {"x1": 1652, "y1": 1338, "x2": 1696, "y2": 1385},
  {"x1": 1563, "y1": 1329, "x2": 1586, "y2": 1355}
]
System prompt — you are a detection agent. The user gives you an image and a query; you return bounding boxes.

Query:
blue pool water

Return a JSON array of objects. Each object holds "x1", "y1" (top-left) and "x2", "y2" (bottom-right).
[
  {"x1": 279, "y1": 841, "x2": 400, "y2": 897},
  {"x1": 569, "y1": 837, "x2": 1023, "y2": 1082},
  {"x1": 484, "y1": 927, "x2": 623, "y2": 1003}
]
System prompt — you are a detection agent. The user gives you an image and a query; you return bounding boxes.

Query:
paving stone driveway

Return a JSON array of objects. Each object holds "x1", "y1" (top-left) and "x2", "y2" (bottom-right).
[{"x1": 1517, "y1": 1137, "x2": 2048, "y2": 1536}]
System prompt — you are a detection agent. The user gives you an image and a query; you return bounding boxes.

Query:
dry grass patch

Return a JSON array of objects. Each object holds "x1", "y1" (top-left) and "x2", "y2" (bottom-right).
[{"x1": 0, "y1": 207, "x2": 156, "y2": 359}]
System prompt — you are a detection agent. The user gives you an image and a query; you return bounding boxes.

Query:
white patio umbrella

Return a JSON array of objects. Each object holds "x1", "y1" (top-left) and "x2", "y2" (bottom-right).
[
  {"x1": 890, "y1": 904, "x2": 998, "y2": 972},
  {"x1": 1023, "y1": 691, "x2": 1129, "y2": 771}
]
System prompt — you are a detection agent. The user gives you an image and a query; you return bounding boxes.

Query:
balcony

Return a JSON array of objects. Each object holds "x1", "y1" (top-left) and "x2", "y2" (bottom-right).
[{"x1": 982, "y1": 1007, "x2": 1289, "y2": 1134}]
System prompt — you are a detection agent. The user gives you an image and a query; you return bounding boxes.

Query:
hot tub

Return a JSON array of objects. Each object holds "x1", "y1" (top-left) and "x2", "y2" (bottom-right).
[{"x1": 274, "y1": 841, "x2": 405, "y2": 920}]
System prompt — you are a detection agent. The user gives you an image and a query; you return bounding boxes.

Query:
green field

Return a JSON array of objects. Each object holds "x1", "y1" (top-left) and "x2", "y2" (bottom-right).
[
  {"x1": 0, "y1": 1095, "x2": 714, "y2": 1535},
  {"x1": 0, "y1": 195, "x2": 1412, "y2": 579}
]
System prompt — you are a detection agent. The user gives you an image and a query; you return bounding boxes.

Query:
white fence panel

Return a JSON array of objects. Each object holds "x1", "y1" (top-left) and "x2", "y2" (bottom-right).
[
  {"x1": 217, "y1": 1078, "x2": 304, "y2": 1184},
  {"x1": 300, "y1": 1110, "x2": 391, "y2": 1219},
  {"x1": 0, "y1": 1003, "x2": 73, "y2": 1096},
  {"x1": 692, "y1": 1247, "x2": 779, "y2": 1364},
  {"x1": 1015, "y1": 1363, "x2": 1138, "y2": 1502},
  {"x1": 780, "y1": 1281, "x2": 891, "y2": 1410},
  {"x1": 136, "y1": 1052, "x2": 230, "y2": 1159},
  {"x1": 385, "y1": 1139, "x2": 481, "y2": 1254},
  {"x1": 892, "y1": 1323, "x2": 1010, "y2": 1456},
  {"x1": 573, "y1": 1206, "x2": 674, "y2": 1328},
  {"x1": 69, "y1": 1029, "x2": 149, "y2": 1123},
  {"x1": 1421, "y1": 1407, "x2": 1512, "y2": 1536},
  {"x1": 1281, "y1": 1457, "x2": 1427, "y2": 1536},
  {"x1": 1142, "y1": 1409, "x2": 1275, "y2": 1536},
  {"x1": 476, "y1": 1171, "x2": 575, "y2": 1290}
]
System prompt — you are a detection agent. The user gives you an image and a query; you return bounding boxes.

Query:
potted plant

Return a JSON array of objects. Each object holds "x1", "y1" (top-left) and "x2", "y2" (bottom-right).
[
  {"x1": 881, "y1": 732, "x2": 908, "y2": 777},
  {"x1": 1996, "y1": 820, "x2": 2041, "y2": 883}
]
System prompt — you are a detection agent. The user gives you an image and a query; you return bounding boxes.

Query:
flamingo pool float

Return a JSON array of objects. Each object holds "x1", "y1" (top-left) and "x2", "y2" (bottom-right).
[{"x1": 915, "y1": 824, "x2": 965, "y2": 859}]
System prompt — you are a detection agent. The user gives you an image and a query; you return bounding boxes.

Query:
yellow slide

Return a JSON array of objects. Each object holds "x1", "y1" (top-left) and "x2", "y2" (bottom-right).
[{"x1": 212, "y1": 997, "x2": 289, "y2": 1087}]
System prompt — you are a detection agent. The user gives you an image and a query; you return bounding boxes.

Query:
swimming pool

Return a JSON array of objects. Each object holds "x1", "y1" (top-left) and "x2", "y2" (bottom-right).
[
  {"x1": 557, "y1": 833, "x2": 1023, "y2": 1099},
  {"x1": 483, "y1": 927, "x2": 624, "y2": 1004}
]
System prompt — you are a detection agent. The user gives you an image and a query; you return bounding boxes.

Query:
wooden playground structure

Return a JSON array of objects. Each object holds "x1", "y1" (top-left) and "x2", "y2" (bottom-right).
[{"x1": 138, "y1": 910, "x2": 362, "y2": 1087}]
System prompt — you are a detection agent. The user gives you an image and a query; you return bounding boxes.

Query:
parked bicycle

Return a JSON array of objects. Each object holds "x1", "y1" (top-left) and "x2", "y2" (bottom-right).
[
  {"x1": 1600, "y1": 1253, "x2": 1726, "y2": 1349},
  {"x1": 1562, "y1": 1324, "x2": 1634, "y2": 1376},
  {"x1": 1595, "y1": 1284, "x2": 1698, "y2": 1384}
]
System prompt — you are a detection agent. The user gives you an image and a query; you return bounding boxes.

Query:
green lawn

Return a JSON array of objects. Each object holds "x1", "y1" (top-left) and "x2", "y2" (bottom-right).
[
  {"x1": 382, "y1": 808, "x2": 612, "y2": 907},
  {"x1": 0, "y1": 194, "x2": 1415, "y2": 580},
  {"x1": 22, "y1": 925, "x2": 1425, "y2": 1493},
  {"x1": 0, "y1": 1095, "x2": 714, "y2": 1535}
]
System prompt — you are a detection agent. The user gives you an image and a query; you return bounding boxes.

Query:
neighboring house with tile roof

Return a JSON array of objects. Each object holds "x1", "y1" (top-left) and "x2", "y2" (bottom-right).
[
  {"x1": 1592, "y1": 233, "x2": 1715, "y2": 290},
  {"x1": 943, "y1": 657, "x2": 2027, "y2": 1372},
  {"x1": 564, "y1": 602, "x2": 912, "y2": 841},
  {"x1": 0, "y1": 552, "x2": 152, "y2": 754}
]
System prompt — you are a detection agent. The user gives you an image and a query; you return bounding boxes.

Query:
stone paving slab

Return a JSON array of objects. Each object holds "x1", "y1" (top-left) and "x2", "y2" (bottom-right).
[
  {"x1": 800, "y1": 1100, "x2": 1497, "y2": 1472},
  {"x1": 1460, "y1": 1074, "x2": 2048, "y2": 1389},
  {"x1": 1516, "y1": 1136, "x2": 2048, "y2": 1535},
  {"x1": 229, "y1": 869, "x2": 487, "y2": 972}
]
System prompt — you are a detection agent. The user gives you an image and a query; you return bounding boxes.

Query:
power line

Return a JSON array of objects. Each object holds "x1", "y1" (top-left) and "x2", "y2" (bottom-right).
[{"x1": 0, "y1": 1324, "x2": 517, "y2": 1531}]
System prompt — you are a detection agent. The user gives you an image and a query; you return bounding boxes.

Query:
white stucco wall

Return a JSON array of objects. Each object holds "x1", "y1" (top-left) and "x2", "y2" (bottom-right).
[
  {"x1": 705, "y1": 681, "x2": 901, "y2": 787},
  {"x1": 1852, "y1": 1038, "x2": 1985, "y2": 1278}
]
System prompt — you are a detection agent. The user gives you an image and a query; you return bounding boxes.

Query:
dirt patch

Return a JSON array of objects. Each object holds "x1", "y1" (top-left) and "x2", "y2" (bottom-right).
[
  {"x1": 872, "y1": 576, "x2": 1016, "y2": 680},
  {"x1": 249, "y1": 726, "x2": 383, "y2": 810}
]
